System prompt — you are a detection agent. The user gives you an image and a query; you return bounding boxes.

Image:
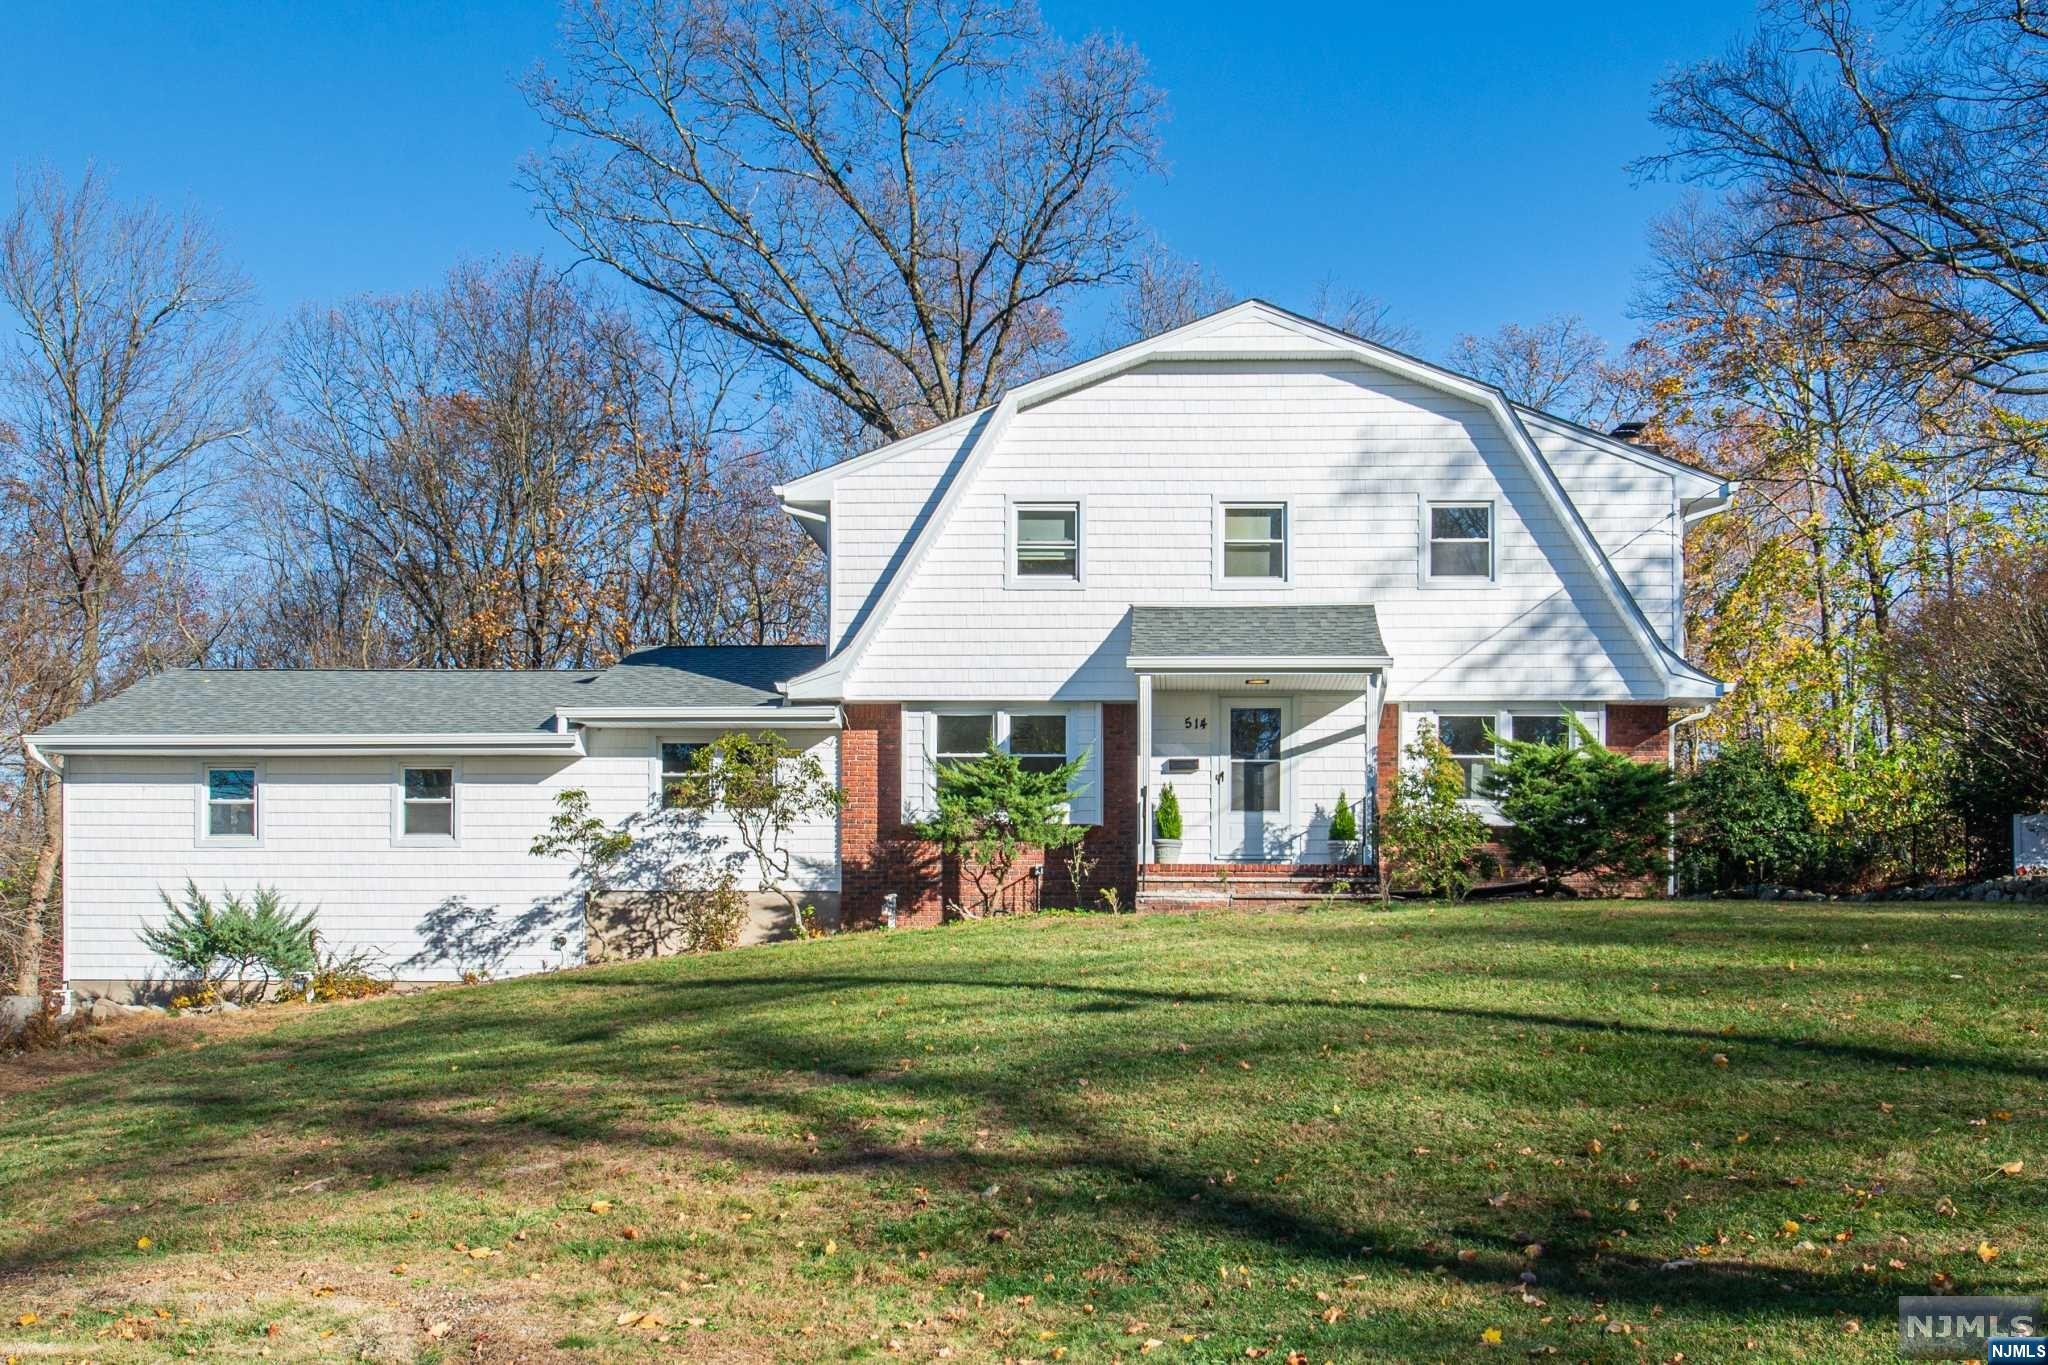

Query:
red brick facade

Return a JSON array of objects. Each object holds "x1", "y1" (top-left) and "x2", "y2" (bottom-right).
[
  {"x1": 1604, "y1": 703, "x2": 1672, "y2": 762},
  {"x1": 838, "y1": 703, "x2": 1139, "y2": 927}
]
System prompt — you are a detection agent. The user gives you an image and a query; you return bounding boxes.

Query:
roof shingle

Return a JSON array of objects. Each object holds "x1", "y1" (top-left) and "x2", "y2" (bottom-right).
[{"x1": 1127, "y1": 605, "x2": 1387, "y2": 660}]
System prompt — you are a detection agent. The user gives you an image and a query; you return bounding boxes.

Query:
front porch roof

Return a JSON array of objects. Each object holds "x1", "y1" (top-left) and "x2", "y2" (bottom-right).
[{"x1": 1125, "y1": 604, "x2": 1391, "y2": 675}]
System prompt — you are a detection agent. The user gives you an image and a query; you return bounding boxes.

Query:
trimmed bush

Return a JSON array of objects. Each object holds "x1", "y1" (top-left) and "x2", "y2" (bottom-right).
[
  {"x1": 1327, "y1": 791, "x2": 1358, "y2": 844},
  {"x1": 1484, "y1": 713, "x2": 1680, "y2": 894},
  {"x1": 1154, "y1": 785, "x2": 1183, "y2": 841},
  {"x1": 1678, "y1": 742, "x2": 1823, "y2": 892}
]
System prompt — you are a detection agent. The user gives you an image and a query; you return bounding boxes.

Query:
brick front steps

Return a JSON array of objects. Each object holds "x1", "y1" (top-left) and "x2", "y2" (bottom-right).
[{"x1": 1137, "y1": 863, "x2": 1379, "y2": 912}]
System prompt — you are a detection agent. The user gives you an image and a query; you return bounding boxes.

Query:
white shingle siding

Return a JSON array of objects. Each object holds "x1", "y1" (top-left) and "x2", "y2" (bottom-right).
[
  {"x1": 1527, "y1": 421, "x2": 1685, "y2": 650},
  {"x1": 828, "y1": 420, "x2": 984, "y2": 652},
  {"x1": 839, "y1": 357, "x2": 1662, "y2": 703},
  {"x1": 61, "y1": 725, "x2": 839, "y2": 985}
]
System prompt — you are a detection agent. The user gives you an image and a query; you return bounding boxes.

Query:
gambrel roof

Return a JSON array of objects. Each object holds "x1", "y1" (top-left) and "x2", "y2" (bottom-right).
[{"x1": 775, "y1": 300, "x2": 1730, "y2": 703}]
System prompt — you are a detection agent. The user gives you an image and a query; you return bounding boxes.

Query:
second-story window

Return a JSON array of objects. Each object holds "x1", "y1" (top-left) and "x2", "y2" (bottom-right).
[
  {"x1": 1014, "y1": 503, "x2": 1079, "y2": 580},
  {"x1": 1428, "y1": 502, "x2": 1494, "y2": 579},
  {"x1": 1221, "y1": 504, "x2": 1286, "y2": 580}
]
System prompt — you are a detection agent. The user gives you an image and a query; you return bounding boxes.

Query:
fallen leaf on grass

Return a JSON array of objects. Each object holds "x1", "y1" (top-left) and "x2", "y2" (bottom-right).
[
  {"x1": 1979, "y1": 1242, "x2": 2001, "y2": 1264},
  {"x1": 135, "y1": 1236, "x2": 152, "y2": 1250},
  {"x1": 1480, "y1": 1326, "x2": 1503, "y2": 1345},
  {"x1": 426, "y1": 1322, "x2": 450, "y2": 1340},
  {"x1": 1997, "y1": 1161, "x2": 2024, "y2": 1177},
  {"x1": 14, "y1": 1313, "x2": 35, "y2": 1327},
  {"x1": 587, "y1": 1200, "x2": 613, "y2": 1214}
]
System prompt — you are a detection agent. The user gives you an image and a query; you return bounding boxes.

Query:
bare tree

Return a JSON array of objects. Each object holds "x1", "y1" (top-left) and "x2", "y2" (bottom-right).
[
  {"x1": 0, "y1": 167, "x2": 252, "y2": 993},
  {"x1": 1302, "y1": 276, "x2": 1417, "y2": 350},
  {"x1": 1102, "y1": 239, "x2": 1234, "y2": 346},
  {"x1": 524, "y1": 0, "x2": 1164, "y2": 441},
  {"x1": 1641, "y1": 0, "x2": 2048, "y2": 398},
  {"x1": 1447, "y1": 314, "x2": 1611, "y2": 423},
  {"x1": 241, "y1": 259, "x2": 825, "y2": 669}
]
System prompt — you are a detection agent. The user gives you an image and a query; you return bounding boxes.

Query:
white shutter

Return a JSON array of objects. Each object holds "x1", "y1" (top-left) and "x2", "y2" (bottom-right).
[
  {"x1": 1571, "y1": 704, "x2": 1605, "y2": 747},
  {"x1": 902, "y1": 708, "x2": 939, "y2": 821},
  {"x1": 1067, "y1": 704, "x2": 1101, "y2": 825}
]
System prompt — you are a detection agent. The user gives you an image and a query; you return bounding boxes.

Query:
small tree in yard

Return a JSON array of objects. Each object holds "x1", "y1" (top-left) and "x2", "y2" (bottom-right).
[
  {"x1": 142, "y1": 882, "x2": 318, "y2": 1001},
  {"x1": 1484, "y1": 712, "x2": 1681, "y2": 895},
  {"x1": 1380, "y1": 731, "x2": 1491, "y2": 901},
  {"x1": 1678, "y1": 742, "x2": 1823, "y2": 892},
  {"x1": 914, "y1": 744, "x2": 1088, "y2": 919},
  {"x1": 667, "y1": 732, "x2": 843, "y2": 925}
]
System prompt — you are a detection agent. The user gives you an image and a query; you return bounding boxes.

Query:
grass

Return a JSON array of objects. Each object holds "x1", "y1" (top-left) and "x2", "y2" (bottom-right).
[{"x1": 1, "y1": 899, "x2": 2043, "y2": 1362}]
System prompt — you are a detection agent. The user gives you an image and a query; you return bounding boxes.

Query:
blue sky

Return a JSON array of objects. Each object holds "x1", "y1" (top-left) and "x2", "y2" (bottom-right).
[{"x1": 1, "y1": 1, "x2": 1756, "y2": 358}]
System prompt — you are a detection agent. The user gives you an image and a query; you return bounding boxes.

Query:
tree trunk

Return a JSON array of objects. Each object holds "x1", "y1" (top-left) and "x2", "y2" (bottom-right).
[{"x1": 13, "y1": 772, "x2": 61, "y2": 996}]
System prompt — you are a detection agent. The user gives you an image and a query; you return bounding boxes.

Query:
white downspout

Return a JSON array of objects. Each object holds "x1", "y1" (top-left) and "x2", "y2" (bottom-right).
[{"x1": 1667, "y1": 706, "x2": 1712, "y2": 896}]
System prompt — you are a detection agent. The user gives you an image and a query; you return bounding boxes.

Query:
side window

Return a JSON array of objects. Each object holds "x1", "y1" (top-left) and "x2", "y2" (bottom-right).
[
  {"x1": 1427, "y1": 502, "x2": 1494, "y2": 579},
  {"x1": 205, "y1": 766, "x2": 258, "y2": 840},
  {"x1": 660, "y1": 741, "x2": 705, "y2": 809},
  {"x1": 400, "y1": 766, "x2": 456, "y2": 839}
]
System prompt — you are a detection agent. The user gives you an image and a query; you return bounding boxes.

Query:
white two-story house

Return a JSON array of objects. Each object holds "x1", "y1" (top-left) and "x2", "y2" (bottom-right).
[{"x1": 29, "y1": 302, "x2": 1733, "y2": 997}]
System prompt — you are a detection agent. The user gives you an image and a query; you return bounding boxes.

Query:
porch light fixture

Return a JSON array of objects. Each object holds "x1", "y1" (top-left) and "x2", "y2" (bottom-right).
[{"x1": 1244, "y1": 677, "x2": 1271, "y2": 686}]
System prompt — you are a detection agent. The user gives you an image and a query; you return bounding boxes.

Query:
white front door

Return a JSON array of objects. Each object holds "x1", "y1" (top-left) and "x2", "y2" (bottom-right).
[{"x1": 1222, "y1": 699, "x2": 1287, "y2": 859}]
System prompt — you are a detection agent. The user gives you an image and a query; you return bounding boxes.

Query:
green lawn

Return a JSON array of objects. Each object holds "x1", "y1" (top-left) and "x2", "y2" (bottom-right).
[{"x1": 1, "y1": 901, "x2": 2042, "y2": 1362}]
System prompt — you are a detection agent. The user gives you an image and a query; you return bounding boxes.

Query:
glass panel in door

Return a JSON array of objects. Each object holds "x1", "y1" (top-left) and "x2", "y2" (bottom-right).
[{"x1": 1228, "y1": 705, "x2": 1282, "y2": 857}]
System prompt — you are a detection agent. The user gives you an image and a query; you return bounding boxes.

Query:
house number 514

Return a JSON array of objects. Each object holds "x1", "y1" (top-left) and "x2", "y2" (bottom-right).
[{"x1": 1183, "y1": 716, "x2": 1208, "y2": 730}]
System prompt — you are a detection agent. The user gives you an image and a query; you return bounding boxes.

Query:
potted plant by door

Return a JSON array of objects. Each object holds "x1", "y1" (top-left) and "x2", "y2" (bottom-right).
[
  {"x1": 1153, "y1": 786, "x2": 1184, "y2": 864},
  {"x1": 1326, "y1": 792, "x2": 1361, "y2": 865}
]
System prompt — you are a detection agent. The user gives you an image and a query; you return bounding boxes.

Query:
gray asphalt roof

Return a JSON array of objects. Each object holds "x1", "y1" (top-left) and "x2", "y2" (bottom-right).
[
  {"x1": 1127, "y1": 604, "x2": 1388, "y2": 660},
  {"x1": 33, "y1": 644, "x2": 830, "y2": 738}
]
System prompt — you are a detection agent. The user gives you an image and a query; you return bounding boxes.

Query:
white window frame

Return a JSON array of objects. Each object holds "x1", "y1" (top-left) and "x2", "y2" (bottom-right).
[
  {"x1": 1420, "y1": 497, "x2": 1497, "y2": 586},
  {"x1": 1004, "y1": 710, "x2": 1070, "y2": 776},
  {"x1": 392, "y1": 762, "x2": 460, "y2": 846},
  {"x1": 1214, "y1": 500, "x2": 1290, "y2": 588},
  {"x1": 921, "y1": 706, "x2": 1082, "y2": 816},
  {"x1": 196, "y1": 761, "x2": 263, "y2": 847},
  {"x1": 932, "y1": 709, "x2": 997, "y2": 771},
  {"x1": 656, "y1": 736, "x2": 710, "y2": 810},
  {"x1": 1006, "y1": 496, "x2": 1085, "y2": 588}
]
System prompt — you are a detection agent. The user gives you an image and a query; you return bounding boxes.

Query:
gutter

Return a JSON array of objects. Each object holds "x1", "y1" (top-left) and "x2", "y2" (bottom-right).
[
  {"x1": 551, "y1": 705, "x2": 843, "y2": 729},
  {"x1": 22, "y1": 737, "x2": 58, "y2": 773},
  {"x1": 26, "y1": 731, "x2": 590, "y2": 758},
  {"x1": 1124, "y1": 654, "x2": 1394, "y2": 673}
]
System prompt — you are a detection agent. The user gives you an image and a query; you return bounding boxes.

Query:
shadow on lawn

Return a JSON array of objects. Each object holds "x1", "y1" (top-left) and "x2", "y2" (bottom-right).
[{"x1": 5, "y1": 946, "x2": 2035, "y2": 1342}]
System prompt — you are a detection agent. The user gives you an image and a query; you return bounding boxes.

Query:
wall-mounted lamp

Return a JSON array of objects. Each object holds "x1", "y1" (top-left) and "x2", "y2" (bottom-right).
[{"x1": 1244, "y1": 677, "x2": 1271, "y2": 687}]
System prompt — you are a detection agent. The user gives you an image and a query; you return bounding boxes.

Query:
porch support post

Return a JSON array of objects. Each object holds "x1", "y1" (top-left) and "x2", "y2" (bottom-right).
[
  {"x1": 1136, "y1": 671, "x2": 1153, "y2": 867},
  {"x1": 1365, "y1": 669, "x2": 1384, "y2": 869}
]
